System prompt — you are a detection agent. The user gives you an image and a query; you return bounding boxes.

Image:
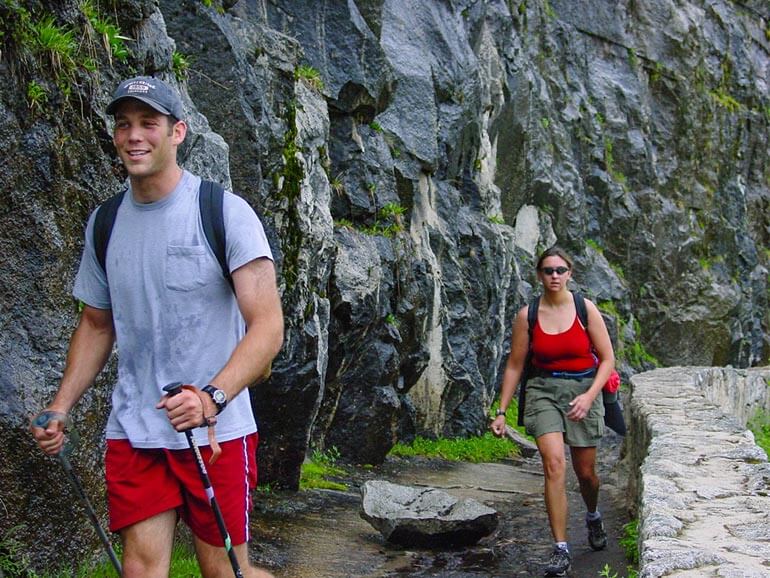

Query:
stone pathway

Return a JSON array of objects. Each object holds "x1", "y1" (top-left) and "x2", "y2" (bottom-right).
[{"x1": 250, "y1": 431, "x2": 634, "y2": 577}]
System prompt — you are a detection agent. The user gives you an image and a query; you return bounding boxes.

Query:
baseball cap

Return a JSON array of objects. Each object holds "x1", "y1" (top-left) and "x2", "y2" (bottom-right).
[{"x1": 106, "y1": 76, "x2": 184, "y2": 119}]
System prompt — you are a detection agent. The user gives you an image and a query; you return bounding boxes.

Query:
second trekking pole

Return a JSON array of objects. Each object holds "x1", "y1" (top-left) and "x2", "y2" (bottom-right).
[
  {"x1": 162, "y1": 382, "x2": 243, "y2": 578},
  {"x1": 32, "y1": 411, "x2": 123, "y2": 576}
]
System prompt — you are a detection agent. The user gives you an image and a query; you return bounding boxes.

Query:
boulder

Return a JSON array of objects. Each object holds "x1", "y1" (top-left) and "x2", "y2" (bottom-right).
[{"x1": 360, "y1": 480, "x2": 498, "y2": 548}]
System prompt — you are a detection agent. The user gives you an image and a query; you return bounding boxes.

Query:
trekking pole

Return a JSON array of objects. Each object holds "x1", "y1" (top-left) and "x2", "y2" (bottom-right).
[
  {"x1": 162, "y1": 382, "x2": 243, "y2": 578},
  {"x1": 32, "y1": 411, "x2": 123, "y2": 576}
]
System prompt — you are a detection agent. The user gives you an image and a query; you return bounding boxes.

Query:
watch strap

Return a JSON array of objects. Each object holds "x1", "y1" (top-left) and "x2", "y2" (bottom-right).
[{"x1": 202, "y1": 384, "x2": 227, "y2": 414}]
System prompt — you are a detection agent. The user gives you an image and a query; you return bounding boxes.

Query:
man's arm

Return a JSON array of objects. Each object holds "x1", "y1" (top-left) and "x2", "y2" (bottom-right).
[
  {"x1": 216, "y1": 256, "x2": 284, "y2": 391},
  {"x1": 31, "y1": 305, "x2": 115, "y2": 455},
  {"x1": 160, "y1": 257, "x2": 284, "y2": 430}
]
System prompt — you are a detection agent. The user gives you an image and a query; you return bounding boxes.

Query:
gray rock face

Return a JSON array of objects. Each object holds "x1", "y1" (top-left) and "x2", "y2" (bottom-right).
[
  {"x1": 360, "y1": 480, "x2": 498, "y2": 548},
  {"x1": 1, "y1": 0, "x2": 769, "y2": 569}
]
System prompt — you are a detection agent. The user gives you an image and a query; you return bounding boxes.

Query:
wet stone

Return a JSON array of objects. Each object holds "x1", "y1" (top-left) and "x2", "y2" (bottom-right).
[{"x1": 360, "y1": 480, "x2": 499, "y2": 547}]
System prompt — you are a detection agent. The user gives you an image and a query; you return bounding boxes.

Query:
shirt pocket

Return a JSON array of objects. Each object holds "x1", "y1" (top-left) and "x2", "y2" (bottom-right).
[{"x1": 165, "y1": 245, "x2": 219, "y2": 291}]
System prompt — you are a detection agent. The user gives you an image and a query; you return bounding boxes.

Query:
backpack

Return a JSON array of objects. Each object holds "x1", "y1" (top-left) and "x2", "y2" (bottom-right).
[{"x1": 93, "y1": 180, "x2": 233, "y2": 291}]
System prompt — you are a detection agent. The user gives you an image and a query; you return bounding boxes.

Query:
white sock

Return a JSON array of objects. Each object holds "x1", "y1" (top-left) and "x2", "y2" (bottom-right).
[
  {"x1": 555, "y1": 541, "x2": 569, "y2": 552},
  {"x1": 586, "y1": 510, "x2": 602, "y2": 521}
]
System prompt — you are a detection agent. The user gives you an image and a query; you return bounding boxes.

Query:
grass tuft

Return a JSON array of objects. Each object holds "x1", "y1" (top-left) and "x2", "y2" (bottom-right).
[
  {"x1": 300, "y1": 447, "x2": 348, "y2": 491},
  {"x1": 389, "y1": 432, "x2": 519, "y2": 463}
]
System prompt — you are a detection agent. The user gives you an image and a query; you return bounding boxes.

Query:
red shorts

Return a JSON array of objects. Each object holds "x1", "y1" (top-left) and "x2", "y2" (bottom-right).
[{"x1": 105, "y1": 433, "x2": 258, "y2": 546}]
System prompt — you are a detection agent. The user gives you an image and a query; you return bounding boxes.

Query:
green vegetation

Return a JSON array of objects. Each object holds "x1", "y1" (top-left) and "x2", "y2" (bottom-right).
[
  {"x1": 488, "y1": 214, "x2": 505, "y2": 224},
  {"x1": 597, "y1": 300, "x2": 619, "y2": 318},
  {"x1": 361, "y1": 202, "x2": 406, "y2": 238},
  {"x1": 200, "y1": 0, "x2": 226, "y2": 13},
  {"x1": 709, "y1": 89, "x2": 741, "y2": 113},
  {"x1": 618, "y1": 340, "x2": 659, "y2": 368},
  {"x1": 390, "y1": 432, "x2": 520, "y2": 462},
  {"x1": 385, "y1": 312, "x2": 399, "y2": 327},
  {"x1": 649, "y1": 61, "x2": 664, "y2": 84},
  {"x1": 295, "y1": 64, "x2": 324, "y2": 91},
  {"x1": 586, "y1": 238, "x2": 603, "y2": 253},
  {"x1": 543, "y1": 0, "x2": 556, "y2": 20},
  {"x1": 603, "y1": 137, "x2": 628, "y2": 188},
  {"x1": 31, "y1": 543, "x2": 199, "y2": 577},
  {"x1": 26, "y1": 79, "x2": 47, "y2": 111},
  {"x1": 330, "y1": 176, "x2": 344, "y2": 195},
  {"x1": 276, "y1": 102, "x2": 304, "y2": 289},
  {"x1": 31, "y1": 15, "x2": 77, "y2": 77},
  {"x1": 620, "y1": 519, "x2": 640, "y2": 565},
  {"x1": 172, "y1": 50, "x2": 190, "y2": 82},
  {"x1": 1, "y1": 3, "x2": 132, "y2": 110},
  {"x1": 81, "y1": 1, "x2": 130, "y2": 65},
  {"x1": 599, "y1": 563, "x2": 638, "y2": 578},
  {"x1": 627, "y1": 48, "x2": 639, "y2": 71},
  {"x1": 748, "y1": 408, "x2": 770, "y2": 458},
  {"x1": 369, "y1": 121, "x2": 383, "y2": 132},
  {"x1": 0, "y1": 525, "x2": 33, "y2": 578},
  {"x1": 540, "y1": 117, "x2": 550, "y2": 129},
  {"x1": 300, "y1": 447, "x2": 348, "y2": 491},
  {"x1": 596, "y1": 518, "x2": 640, "y2": 577}
]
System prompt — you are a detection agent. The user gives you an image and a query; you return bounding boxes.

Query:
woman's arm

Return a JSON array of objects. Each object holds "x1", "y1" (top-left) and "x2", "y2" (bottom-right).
[
  {"x1": 491, "y1": 305, "x2": 530, "y2": 436},
  {"x1": 566, "y1": 298, "x2": 615, "y2": 421}
]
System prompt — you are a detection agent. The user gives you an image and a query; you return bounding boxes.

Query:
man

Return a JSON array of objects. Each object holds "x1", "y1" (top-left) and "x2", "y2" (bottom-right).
[{"x1": 31, "y1": 76, "x2": 283, "y2": 578}]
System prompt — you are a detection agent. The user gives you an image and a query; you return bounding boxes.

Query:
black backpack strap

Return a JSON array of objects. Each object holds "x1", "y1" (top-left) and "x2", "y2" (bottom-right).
[
  {"x1": 518, "y1": 296, "x2": 541, "y2": 427},
  {"x1": 199, "y1": 180, "x2": 233, "y2": 291},
  {"x1": 527, "y1": 295, "x2": 541, "y2": 340},
  {"x1": 573, "y1": 292, "x2": 588, "y2": 328},
  {"x1": 93, "y1": 189, "x2": 127, "y2": 277}
]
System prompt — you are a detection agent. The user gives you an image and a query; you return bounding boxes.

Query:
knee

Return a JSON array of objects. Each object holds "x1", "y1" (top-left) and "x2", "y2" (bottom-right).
[
  {"x1": 574, "y1": 464, "x2": 599, "y2": 484},
  {"x1": 541, "y1": 455, "x2": 567, "y2": 480},
  {"x1": 121, "y1": 555, "x2": 166, "y2": 578}
]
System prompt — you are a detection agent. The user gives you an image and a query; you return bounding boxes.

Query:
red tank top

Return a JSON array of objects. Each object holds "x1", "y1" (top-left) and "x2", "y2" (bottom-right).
[{"x1": 531, "y1": 315, "x2": 597, "y2": 371}]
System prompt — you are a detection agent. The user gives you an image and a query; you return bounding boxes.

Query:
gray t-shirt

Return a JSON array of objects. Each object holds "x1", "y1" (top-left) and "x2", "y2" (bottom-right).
[{"x1": 74, "y1": 170, "x2": 273, "y2": 450}]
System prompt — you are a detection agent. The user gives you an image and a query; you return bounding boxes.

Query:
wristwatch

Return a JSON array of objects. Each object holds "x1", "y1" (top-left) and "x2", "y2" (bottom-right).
[
  {"x1": 495, "y1": 408, "x2": 506, "y2": 417},
  {"x1": 202, "y1": 385, "x2": 228, "y2": 414}
]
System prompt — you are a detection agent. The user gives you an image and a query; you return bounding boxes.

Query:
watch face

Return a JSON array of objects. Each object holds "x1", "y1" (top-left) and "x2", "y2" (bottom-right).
[{"x1": 212, "y1": 390, "x2": 227, "y2": 404}]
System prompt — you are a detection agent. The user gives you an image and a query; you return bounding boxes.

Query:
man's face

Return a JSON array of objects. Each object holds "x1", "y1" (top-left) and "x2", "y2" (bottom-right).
[{"x1": 112, "y1": 100, "x2": 185, "y2": 180}]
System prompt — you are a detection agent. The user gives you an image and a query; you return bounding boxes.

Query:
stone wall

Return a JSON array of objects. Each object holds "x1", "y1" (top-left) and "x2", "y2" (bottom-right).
[{"x1": 628, "y1": 367, "x2": 770, "y2": 577}]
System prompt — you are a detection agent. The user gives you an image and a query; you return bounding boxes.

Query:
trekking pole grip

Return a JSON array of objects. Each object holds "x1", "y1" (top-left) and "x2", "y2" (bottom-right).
[{"x1": 163, "y1": 382, "x2": 185, "y2": 397}]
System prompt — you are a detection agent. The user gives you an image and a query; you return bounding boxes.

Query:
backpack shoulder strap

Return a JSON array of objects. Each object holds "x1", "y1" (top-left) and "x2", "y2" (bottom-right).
[
  {"x1": 527, "y1": 296, "x2": 541, "y2": 344},
  {"x1": 93, "y1": 189, "x2": 127, "y2": 277},
  {"x1": 573, "y1": 292, "x2": 588, "y2": 328},
  {"x1": 199, "y1": 179, "x2": 233, "y2": 291}
]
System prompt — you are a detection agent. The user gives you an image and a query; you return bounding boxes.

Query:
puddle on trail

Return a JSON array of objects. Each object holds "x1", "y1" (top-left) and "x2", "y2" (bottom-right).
[{"x1": 250, "y1": 436, "x2": 629, "y2": 578}]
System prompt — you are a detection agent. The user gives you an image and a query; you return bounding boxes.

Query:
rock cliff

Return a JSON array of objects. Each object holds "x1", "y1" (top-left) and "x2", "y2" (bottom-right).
[{"x1": 0, "y1": 0, "x2": 768, "y2": 568}]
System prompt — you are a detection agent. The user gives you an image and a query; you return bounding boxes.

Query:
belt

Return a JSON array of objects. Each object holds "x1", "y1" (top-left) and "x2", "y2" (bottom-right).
[{"x1": 531, "y1": 367, "x2": 596, "y2": 380}]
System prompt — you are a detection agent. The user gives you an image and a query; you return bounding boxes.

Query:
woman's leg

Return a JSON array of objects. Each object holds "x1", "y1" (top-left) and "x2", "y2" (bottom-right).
[
  {"x1": 569, "y1": 445, "x2": 599, "y2": 512},
  {"x1": 536, "y1": 431, "x2": 569, "y2": 542}
]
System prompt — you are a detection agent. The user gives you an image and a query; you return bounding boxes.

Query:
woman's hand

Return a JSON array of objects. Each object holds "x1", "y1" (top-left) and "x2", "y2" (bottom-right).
[
  {"x1": 567, "y1": 392, "x2": 595, "y2": 421},
  {"x1": 490, "y1": 415, "x2": 507, "y2": 437}
]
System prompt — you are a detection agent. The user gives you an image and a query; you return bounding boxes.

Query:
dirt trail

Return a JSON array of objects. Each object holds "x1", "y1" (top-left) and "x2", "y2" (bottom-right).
[{"x1": 250, "y1": 432, "x2": 633, "y2": 577}]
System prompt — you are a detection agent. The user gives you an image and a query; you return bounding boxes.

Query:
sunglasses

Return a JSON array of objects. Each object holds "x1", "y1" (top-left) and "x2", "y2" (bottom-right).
[{"x1": 540, "y1": 266, "x2": 570, "y2": 275}]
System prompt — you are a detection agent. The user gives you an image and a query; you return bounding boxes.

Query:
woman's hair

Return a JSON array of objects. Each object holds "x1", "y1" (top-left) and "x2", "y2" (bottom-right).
[{"x1": 536, "y1": 246, "x2": 573, "y2": 271}]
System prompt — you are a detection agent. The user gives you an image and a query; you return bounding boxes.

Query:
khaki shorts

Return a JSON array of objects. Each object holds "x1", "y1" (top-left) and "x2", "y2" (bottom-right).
[{"x1": 523, "y1": 376, "x2": 604, "y2": 447}]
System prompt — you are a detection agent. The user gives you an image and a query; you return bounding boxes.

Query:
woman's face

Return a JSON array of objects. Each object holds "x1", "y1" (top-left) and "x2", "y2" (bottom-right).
[{"x1": 537, "y1": 255, "x2": 572, "y2": 292}]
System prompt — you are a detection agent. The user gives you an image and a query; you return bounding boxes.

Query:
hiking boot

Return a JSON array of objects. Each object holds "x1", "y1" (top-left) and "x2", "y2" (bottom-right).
[
  {"x1": 587, "y1": 516, "x2": 608, "y2": 551},
  {"x1": 543, "y1": 546, "x2": 571, "y2": 577}
]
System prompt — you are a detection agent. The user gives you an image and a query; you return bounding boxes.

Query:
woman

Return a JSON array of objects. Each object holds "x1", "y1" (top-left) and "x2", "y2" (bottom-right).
[{"x1": 491, "y1": 246, "x2": 614, "y2": 577}]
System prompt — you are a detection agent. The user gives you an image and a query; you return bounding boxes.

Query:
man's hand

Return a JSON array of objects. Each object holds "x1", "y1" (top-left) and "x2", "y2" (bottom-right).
[
  {"x1": 30, "y1": 410, "x2": 68, "y2": 456},
  {"x1": 156, "y1": 386, "x2": 212, "y2": 431}
]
